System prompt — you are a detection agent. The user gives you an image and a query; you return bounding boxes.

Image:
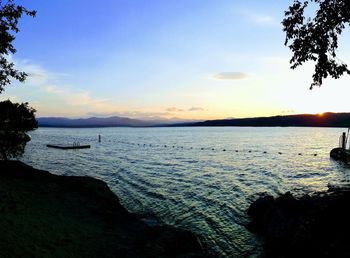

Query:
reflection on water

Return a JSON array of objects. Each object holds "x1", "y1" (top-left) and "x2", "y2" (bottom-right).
[{"x1": 22, "y1": 127, "x2": 350, "y2": 257}]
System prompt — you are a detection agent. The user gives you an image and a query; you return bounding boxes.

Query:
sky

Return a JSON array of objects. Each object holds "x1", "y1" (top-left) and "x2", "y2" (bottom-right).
[{"x1": 1, "y1": 0, "x2": 350, "y2": 120}]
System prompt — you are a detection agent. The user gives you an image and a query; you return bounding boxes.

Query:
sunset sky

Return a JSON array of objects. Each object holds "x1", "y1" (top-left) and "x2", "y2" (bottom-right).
[{"x1": 1, "y1": 0, "x2": 350, "y2": 120}]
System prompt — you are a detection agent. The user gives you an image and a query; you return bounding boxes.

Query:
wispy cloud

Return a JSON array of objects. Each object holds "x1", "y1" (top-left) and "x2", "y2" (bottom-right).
[
  {"x1": 213, "y1": 72, "x2": 248, "y2": 80},
  {"x1": 68, "y1": 90, "x2": 109, "y2": 107},
  {"x1": 46, "y1": 85, "x2": 64, "y2": 94},
  {"x1": 86, "y1": 111, "x2": 171, "y2": 120},
  {"x1": 166, "y1": 107, "x2": 205, "y2": 112},
  {"x1": 188, "y1": 107, "x2": 204, "y2": 112},
  {"x1": 252, "y1": 15, "x2": 275, "y2": 25},
  {"x1": 281, "y1": 109, "x2": 295, "y2": 114},
  {"x1": 166, "y1": 107, "x2": 184, "y2": 112},
  {"x1": 238, "y1": 10, "x2": 278, "y2": 26},
  {"x1": 5, "y1": 57, "x2": 116, "y2": 114},
  {"x1": 5, "y1": 57, "x2": 209, "y2": 119},
  {"x1": 8, "y1": 56, "x2": 59, "y2": 86}
]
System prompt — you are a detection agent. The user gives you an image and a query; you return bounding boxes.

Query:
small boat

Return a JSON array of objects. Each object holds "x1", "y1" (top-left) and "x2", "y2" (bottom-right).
[
  {"x1": 47, "y1": 144, "x2": 91, "y2": 150},
  {"x1": 330, "y1": 128, "x2": 350, "y2": 162}
]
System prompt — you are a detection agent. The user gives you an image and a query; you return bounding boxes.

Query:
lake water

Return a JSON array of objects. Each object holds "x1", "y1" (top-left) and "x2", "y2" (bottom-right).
[{"x1": 21, "y1": 127, "x2": 350, "y2": 257}]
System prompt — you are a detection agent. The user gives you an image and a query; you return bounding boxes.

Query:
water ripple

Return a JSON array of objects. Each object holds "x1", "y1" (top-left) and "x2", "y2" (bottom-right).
[{"x1": 22, "y1": 127, "x2": 350, "y2": 257}]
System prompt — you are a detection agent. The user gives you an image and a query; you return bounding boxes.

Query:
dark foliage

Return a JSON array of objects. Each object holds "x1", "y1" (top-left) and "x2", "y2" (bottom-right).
[
  {"x1": 0, "y1": 0, "x2": 36, "y2": 93},
  {"x1": 0, "y1": 100, "x2": 37, "y2": 160},
  {"x1": 283, "y1": 0, "x2": 350, "y2": 89},
  {"x1": 0, "y1": 1, "x2": 37, "y2": 160}
]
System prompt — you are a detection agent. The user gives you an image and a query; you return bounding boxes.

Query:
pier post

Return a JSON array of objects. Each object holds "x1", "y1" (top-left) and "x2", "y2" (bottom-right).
[
  {"x1": 342, "y1": 132, "x2": 346, "y2": 150},
  {"x1": 98, "y1": 134, "x2": 101, "y2": 143}
]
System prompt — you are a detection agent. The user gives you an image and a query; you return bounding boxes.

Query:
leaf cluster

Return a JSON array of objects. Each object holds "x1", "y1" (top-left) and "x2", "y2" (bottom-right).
[
  {"x1": 0, "y1": 99, "x2": 37, "y2": 131},
  {"x1": 0, "y1": 0, "x2": 36, "y2": 93},
  {"x1": 283, "y1": 0, "x2": 350, "y2": 89}
]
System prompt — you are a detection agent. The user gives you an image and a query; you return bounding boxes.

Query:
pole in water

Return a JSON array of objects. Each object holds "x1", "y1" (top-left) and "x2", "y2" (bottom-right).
[
  {"x1": 342, "y1": 132, "x2": 347, "y2": 150},
  {"x1": 98, "y1": 134, "x2": 101, "y2": 143}
]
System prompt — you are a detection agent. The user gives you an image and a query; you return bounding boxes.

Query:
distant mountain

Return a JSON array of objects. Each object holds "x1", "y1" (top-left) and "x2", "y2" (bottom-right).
[
  {"x1": 38, "y1": 116, "x2": 161, "y2": 127},
  {"x1": 37, "y1": 113, "x2": 350, "y2": 128},
  {"x1": 192, "y1": 113, "x2": 350, "y2": 128},
  {"x1": 37, "y1": 116, "x2": 200, "y2": 127}
]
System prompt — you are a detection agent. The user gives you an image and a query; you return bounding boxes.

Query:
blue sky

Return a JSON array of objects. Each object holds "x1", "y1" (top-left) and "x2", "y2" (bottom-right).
[{"x1": 2, "y1": 0, "x2": 350, "y2": 119}]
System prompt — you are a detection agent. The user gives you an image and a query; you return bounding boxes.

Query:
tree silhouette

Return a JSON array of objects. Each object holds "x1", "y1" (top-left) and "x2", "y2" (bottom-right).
[
  {"x1": 0, "y1": 0, "x2": 36, "y2": 160},
  {"x1": 0, "y1": 100, "x2": 37, "y2": 160},
  {"x1": 0, "y1": 0, "x2": 36, "y2": 93},
  {"x1": 283, "y1": 0, "x2": 350, "y2": 89}
]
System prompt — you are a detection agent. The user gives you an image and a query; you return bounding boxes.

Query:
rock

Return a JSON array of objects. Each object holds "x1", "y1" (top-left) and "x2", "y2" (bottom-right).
[
  {"x1": 246, "y1": 189, "x2": 350, "y2": 257},
  {"x1": 246, "y1": 195, "x2": 274, "y2": 232},
  {"x1": 0, "y1": 160, "x2": 207, "y2": 258}
]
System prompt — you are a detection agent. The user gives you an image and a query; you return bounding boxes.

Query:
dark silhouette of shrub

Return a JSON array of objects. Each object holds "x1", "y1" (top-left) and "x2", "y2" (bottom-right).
[{"x1": 0, "y1": 100, "x2": 37, "y2": 160}]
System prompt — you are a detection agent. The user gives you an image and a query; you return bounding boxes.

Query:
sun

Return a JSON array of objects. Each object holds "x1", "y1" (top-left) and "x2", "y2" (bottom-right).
[{"x1": 317, "y1": 112, "x2": 325, "y2": 117}]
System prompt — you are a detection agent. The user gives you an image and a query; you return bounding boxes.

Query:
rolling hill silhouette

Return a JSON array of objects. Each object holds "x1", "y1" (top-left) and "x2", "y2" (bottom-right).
[{"x1": 192, "y1": 113, "x2": 350, "y2": 128}]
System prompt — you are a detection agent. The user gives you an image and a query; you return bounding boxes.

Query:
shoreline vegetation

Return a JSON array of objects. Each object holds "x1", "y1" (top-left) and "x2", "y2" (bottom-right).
[
  {"x1": 247, "y1": 186, "x2": 350, "y2": 257},
  {"x1": 0, "y1": 161, "x2": 206, "y2": 258}
]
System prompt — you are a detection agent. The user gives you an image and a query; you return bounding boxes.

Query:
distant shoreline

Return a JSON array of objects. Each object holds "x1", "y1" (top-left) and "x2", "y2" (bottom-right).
[
  {"x1": 37, "y1": 112, "x2": 350, "y2": 128},
  {"x1": 37, "y1": 125, "x2": 348, "y2": 129}
]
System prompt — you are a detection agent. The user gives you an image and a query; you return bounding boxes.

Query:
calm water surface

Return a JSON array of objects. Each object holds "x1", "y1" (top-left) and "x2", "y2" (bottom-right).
[{"x1": 22, "y1": 127, "x2": 350, "y2": 257}]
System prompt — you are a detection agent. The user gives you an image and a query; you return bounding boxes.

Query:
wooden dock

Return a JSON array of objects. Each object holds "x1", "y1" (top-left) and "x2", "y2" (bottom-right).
[{"x1": 46, "y1": 144, "x2": 91, "y2": 150}]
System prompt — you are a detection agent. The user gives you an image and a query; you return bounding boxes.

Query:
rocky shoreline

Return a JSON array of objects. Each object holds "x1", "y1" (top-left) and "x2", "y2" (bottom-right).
[
  {"x1": 5, "y1": 159, "x2": 348, "y2": 257},
  {"x1": 246, "y1": 187, "x2": 350, "y2": 257},
  {"x1": 0, "y1": 161, "x2": 206, "y2": 257}
]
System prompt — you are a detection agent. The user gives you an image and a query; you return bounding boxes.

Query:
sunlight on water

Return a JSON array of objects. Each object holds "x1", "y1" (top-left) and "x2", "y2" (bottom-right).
[{"x1": 22, "y1": 127, "x2": 350, "y2": 257}]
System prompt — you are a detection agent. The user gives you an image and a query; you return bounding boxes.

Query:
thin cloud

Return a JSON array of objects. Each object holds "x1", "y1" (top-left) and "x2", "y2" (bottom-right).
[
  {"x1": 8, "y1": 56, "x2": 52, "y2": 85},
  {"x1": 86, "y1": 111, "x2": 173, "y2": 120},
  {"x1": 281, "y1": 109, "x2": 295, "y2": 114},
  {"x1": 188, "y1": 107, "x2": 204, "y2": 112},
  {"x1": 7, "y1": 57, "x2": 208, "y2": 119},
  {"x1": 166, "y1": 107, "x2": 184, "y2": 112},
  {"x1": 253, "y1": 15, "x2": 275, "y2": 25},
  {"x1": 238, "y1": 10, "x2": 278, "y2": 26},
  {"x1": 69, "y1": 90, "x2": 109, "y2": 107},
  {"x1": 213, "y1": 72, "x2": 248, "y2": 80},
  {"x1": 8, "y1": 57, "x2": 115, "y2": 113},
  {"x1": 166, "y1": 107, "x2": 205, "y2": 112},
  {"x1": 44, "y1": 84, "x2": 109, "y2": 107},
  {"x1": 46, "y1": 85, "x2": 64, "y2": 94}
]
